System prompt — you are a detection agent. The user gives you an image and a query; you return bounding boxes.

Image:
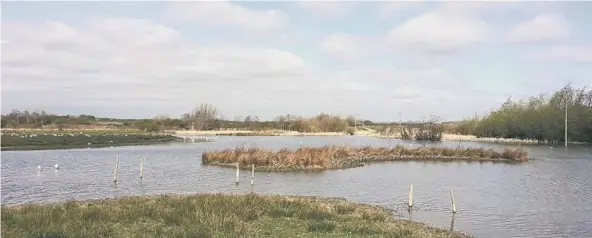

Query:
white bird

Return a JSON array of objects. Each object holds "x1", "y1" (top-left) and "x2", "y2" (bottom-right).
[
  {"x1": 37, "y1": 165, "x2": 42, "y2": 171},
  {"x1": 54, "y1": 164, "x2": 59, "y2": 170}
]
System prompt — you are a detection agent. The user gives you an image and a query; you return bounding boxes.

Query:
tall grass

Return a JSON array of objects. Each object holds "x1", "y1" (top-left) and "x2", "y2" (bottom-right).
[
  {"x1": 202, "y1": 145, "x2": 529, "y2": 171},
  {"x1": 1, "y1": 193, "x2": 471, "y2": 238}
]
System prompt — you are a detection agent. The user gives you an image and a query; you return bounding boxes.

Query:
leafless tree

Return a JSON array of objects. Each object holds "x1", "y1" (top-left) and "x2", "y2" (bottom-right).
[
  {"x1": 274, "y1": 115, "x2": 286, "y2": 130},
  {"x1": 415, "y1": 114, "x2": 444, "y2": 141},
  {"x1": 186, "y1": 103, "x2": 219, "y2": 130}
]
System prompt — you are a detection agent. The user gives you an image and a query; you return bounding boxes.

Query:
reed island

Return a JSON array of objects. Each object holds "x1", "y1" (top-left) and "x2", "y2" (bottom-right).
[{"x1": 202, "y1": 145, "x2": 530, "y2": 172}]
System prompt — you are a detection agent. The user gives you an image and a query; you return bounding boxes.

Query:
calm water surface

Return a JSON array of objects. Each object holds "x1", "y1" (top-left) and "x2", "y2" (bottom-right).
[{"x1": 2, "y1": 136, "x2": 592, "y2": 238}]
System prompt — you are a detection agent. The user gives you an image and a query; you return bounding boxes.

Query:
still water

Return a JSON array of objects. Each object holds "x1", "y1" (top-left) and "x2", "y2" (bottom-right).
[{"x1": 2, "y1": 136, "x2": 592, "y2": 238}]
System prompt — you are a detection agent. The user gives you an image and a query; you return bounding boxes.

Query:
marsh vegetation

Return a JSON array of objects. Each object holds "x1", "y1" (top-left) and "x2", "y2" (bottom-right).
[
  {"x1": 202, "y1": 145, "x2": 529, "y2": 171},
  {"x1": 0, "y1": 130, "x2": 179, "y2": 151},
  {"x1": 0, "y1": 193, "x2": 471, "y2": 238}
]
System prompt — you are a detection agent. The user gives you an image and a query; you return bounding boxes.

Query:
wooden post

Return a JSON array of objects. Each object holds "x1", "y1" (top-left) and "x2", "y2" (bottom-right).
[
  {"x1": 140, "y1": 157, "x2": 145, "y2": 179},
  {"x1": 450, "y1": 213, "x2": 456, "y2": 231},
  {"x1": 113, "y1": 154, "x2": 120, "y2": 184},
  {"x1": 251, "y1": 164, "x2": 255, "y2": 186},
  {"x1": 408, "y1": 184, "x2": 413, "y2": 209},
  {"x1": 450, "y1": 189, "x2": 457, "y2": 213},
  {"x1": 235, "y1": 163, "x2": 240, "y2": 185},
  {"x1": 565, "y1": 93, "x2": 568, "y2": 148}
]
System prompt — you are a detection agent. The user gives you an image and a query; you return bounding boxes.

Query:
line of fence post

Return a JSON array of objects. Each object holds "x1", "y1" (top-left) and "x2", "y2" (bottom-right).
[{"x1": 404, "y1": 186, "x2": 457, "y2": 214}]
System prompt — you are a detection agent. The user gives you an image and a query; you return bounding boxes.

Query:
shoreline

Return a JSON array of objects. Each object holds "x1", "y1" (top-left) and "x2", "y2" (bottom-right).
[
  {"x1": 176, "y1": 130, "x2": 589, "y2": 145},
  {"x1": 0, "y1": 140, "x2": 180, "y2": 151},
  {"x1": 0, "y1": 193, "x2": 471, "y2": 237},
  {"x1": 174, "y1": 130, "x2": 347, "y2": 137},
  {"x1": 0, "y1": 132, "x2": 182, "y2": 151}
]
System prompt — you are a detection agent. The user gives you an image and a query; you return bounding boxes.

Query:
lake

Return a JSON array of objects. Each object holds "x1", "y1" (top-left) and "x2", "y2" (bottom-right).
[{"x1": 2, "y1": 136, "x2": 591, "y2": 238}]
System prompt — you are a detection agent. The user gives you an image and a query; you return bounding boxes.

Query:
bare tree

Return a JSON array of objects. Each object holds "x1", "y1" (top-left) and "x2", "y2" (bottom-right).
[
  {"x1": 274, "y1": 115, "x2": 286, "y2": 130},
  {"x1": 415, "y1": 114, "x2": 444, "y2": 141},
  {"x1": 10, "y1": 109, "x2": 21, "y2": 125},
  {"x1": 186, "y1": 103, "x2": 219, "y2": 130},
  {"x1": 23, "y1": 110, "x2": 30, "y2": 124},
  {"x1": 244, "y1": 115, "x2": 253, "y2": 129}
]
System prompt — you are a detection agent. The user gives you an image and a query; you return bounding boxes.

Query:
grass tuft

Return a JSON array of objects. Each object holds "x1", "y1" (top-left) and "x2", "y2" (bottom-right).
[
  {"x1": 307, "y1": 220, "x2": 336, "y2": 232},
  {"x1": 1, "y1": 193, "x2": 472, "y2": 238}
]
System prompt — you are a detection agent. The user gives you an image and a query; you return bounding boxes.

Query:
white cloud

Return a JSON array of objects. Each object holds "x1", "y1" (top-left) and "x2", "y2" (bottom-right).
[
  {"x1": 377, "y1": 0, "x2": 423, "y2": 17},
  {"x1": 529, "y1": 45, "x2": 592, "y2": 63},
  {"x1": 294, "y1": 1, "x2": 357, "y2": 18},
  {"x1": 1, "y1": 18, "x2": 306, "y2": 116},
  {"x1": 387, "y1": 11, "x2": 489, "y2": 54},
  {"x1": 438, "y1": 1, "x2": 520, "y2": 15},
  {"x1": 1, "y1": 17, "x2": 487, "y2": 120},
  {"x1": 164, "y1": 1, "x2": 288, "y2": 32},
  {"x1": 507, "y1": 14, "x2": 570, "y2": 43},
  {"x1": 318, "y1": 33, "x2": 366, "y2": 61}
]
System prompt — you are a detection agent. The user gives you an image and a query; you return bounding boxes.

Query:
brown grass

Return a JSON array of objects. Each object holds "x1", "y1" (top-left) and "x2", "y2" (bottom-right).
[{"x1": 202, "y1": 145, "x2": 529, "y2": 171}]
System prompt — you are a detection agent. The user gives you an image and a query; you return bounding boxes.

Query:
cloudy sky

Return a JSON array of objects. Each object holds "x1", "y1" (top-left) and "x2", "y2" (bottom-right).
[{"x1": 2, "y1": 1, "x2": 591, "y2": 121}]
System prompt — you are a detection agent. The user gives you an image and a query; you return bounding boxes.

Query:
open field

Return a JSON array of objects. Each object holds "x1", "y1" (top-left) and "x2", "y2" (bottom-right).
[
  {"x1": 0, "y1": 193, "x2": 470, "y2": 238},
  {"x1": 0, "y1": 130, "x2": 180, "y2": 151},
  {"x1": 202, "y1": 145, "x2": 529, "y2": 171}
]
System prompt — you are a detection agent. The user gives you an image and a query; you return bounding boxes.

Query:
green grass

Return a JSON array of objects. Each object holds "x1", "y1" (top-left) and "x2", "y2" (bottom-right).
[
  {"x1": 1, "y1": 193, "x2": 471, "y2": 238},
  {"x1": 1, "y1": 131, "x2": 181, "y2": 151}
]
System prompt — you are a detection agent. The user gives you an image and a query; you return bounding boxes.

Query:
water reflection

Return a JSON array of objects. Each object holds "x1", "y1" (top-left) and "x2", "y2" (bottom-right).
[
  {"x1": 450, "y1": 213, "x2": 456, "y2": 232},
  {"x1": 1, "y1": 136, "x2": 591, "y2": 238}
]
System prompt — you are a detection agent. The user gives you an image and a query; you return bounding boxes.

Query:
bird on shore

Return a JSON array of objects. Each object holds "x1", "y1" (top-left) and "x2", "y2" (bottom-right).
[{"x1": 54, "y1": 164, "x2": 60, "y2": 170}]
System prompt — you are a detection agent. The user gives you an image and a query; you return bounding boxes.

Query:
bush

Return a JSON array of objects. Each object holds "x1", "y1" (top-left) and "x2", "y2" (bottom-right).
[{"x1": 346, "y1": 128, "x2": 355, "y2": 136}]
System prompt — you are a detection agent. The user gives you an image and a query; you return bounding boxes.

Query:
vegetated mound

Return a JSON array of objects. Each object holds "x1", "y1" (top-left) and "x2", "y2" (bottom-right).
[
  {"x1": 1, "y1": 193, "x2": 472, "y2": 238},
  {"x1": 202, "y1": 145, "x2": 529, "y2": 171}
]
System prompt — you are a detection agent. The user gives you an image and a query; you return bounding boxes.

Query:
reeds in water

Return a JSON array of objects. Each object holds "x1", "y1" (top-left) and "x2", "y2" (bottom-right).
[{"x1": 202, "y1": 145, "x2": 529, "y2": 171}]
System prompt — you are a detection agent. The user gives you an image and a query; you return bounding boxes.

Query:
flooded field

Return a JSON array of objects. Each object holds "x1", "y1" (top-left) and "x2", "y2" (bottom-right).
[{"x1": 2, "y1": 136, "x2": 591, "y2": 238}]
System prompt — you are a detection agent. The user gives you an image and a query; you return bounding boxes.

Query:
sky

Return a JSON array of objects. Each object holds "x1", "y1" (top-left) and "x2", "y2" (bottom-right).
[{"x1": 1, "y1": 1, "x2": 591, "y2": 121}]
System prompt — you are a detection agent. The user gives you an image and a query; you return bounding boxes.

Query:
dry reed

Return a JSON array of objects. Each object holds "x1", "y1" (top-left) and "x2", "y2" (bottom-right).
[{"x1": 202, "y1": 145, "x2": 529, "y2": 171}]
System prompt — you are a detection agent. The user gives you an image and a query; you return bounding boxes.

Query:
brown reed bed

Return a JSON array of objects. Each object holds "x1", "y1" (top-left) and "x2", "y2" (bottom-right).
[{"x1": 202, "y1": 145, "x2": 530, "y2": 171}]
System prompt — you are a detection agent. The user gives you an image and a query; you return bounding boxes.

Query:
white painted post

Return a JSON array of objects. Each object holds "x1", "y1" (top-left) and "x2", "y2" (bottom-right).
[
  {"x1": 251, "y1": 164, "x2": 255, "y2": 186},
  {"x1": 408, "y1": 184, "x2": 413, "y2": 209},
  {"x1": 450, "y1": 189, "x2": 457, "y2": 213},
  {"x1": 235, "y1": 163, "x2": 240, "y2": 185},
  {"x1": 113, "y1": 154, "x2": 120, "y2": 184},
  {"x1": 140, "y1": 157, "x2": 145, "y2": 179},
  {"x1": 565, "y1": 94, "x2": 568, "y2": 148}
]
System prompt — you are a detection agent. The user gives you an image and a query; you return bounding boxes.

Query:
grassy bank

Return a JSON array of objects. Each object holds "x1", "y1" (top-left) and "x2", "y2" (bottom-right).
[
  {"x1": 0, "y1": 193, "x2": 471, "y2": 238},
  {"x1": 202, "y1": 145, "x2": 529, "y2": 171},
  {"x1": 0, "y1": 130, "x2": 180, "y2": 151}
]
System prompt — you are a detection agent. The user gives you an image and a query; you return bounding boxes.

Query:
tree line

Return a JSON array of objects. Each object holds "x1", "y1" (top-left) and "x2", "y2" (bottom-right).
[
  {"x1": 454, "y1": 84, "x2": 592, "y2": 143},
  {"x1": 1, "y1": 104, "x2": 375, "y2": 133}
]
